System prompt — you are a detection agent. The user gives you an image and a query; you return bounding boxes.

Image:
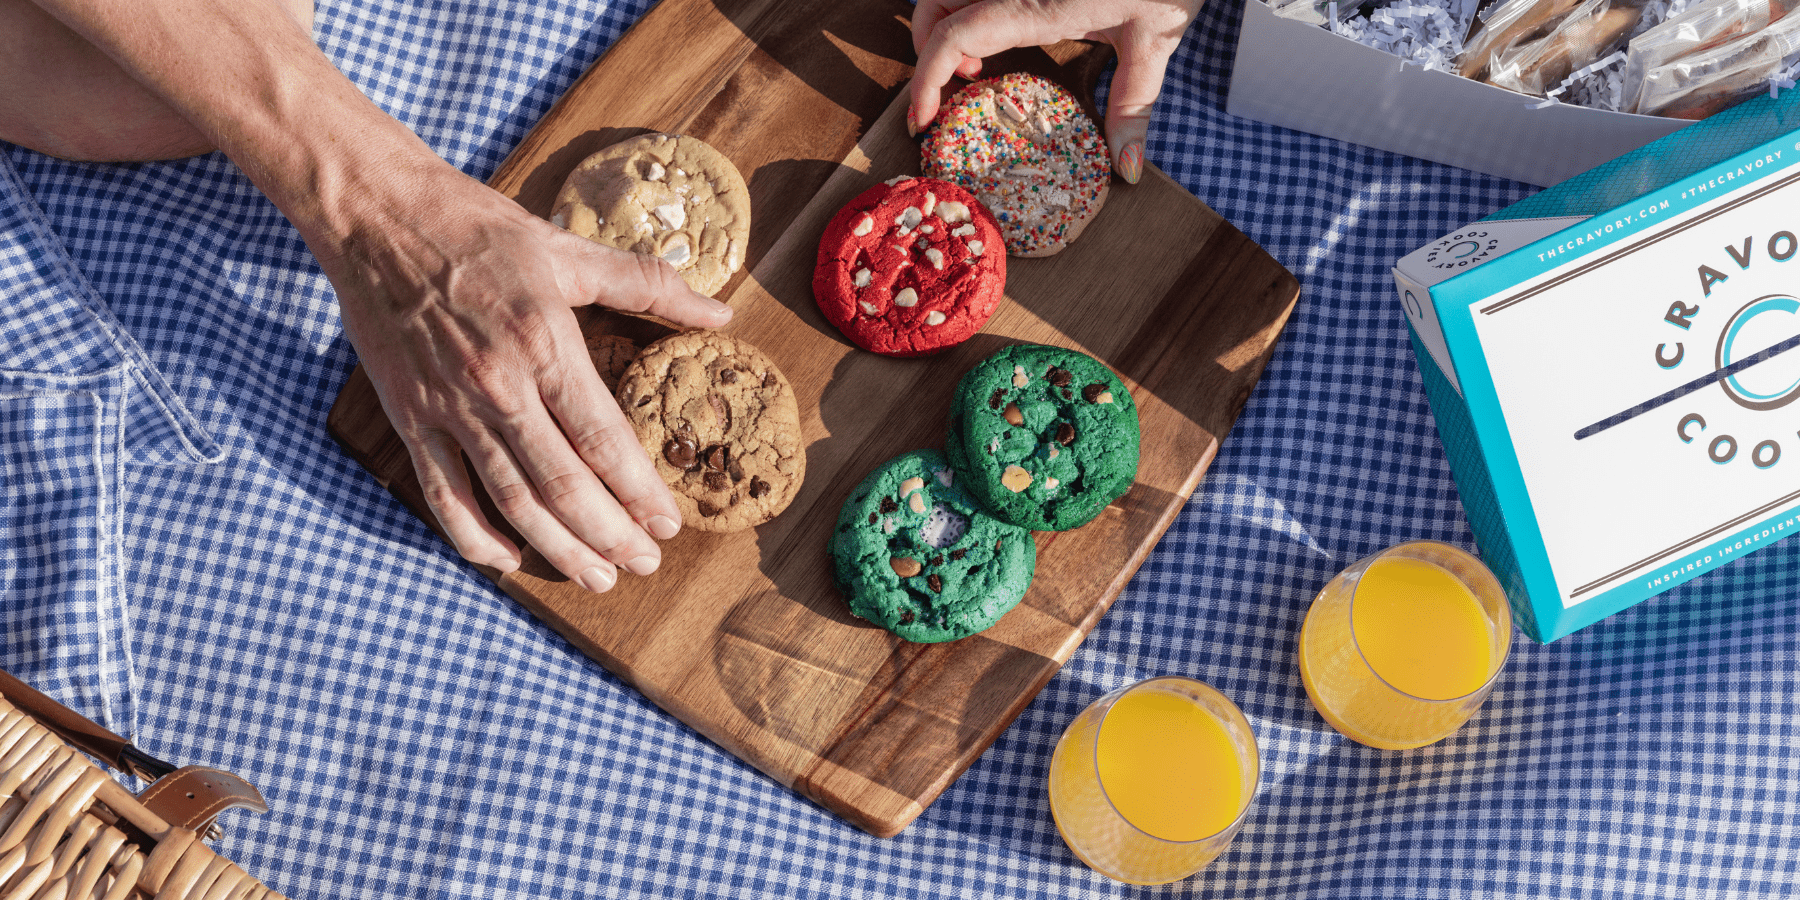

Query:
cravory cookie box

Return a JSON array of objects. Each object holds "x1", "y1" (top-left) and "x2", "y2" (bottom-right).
[
  {"x1": 1227, "y1": 0, "x2": 1690, "y2": 187},
  {"x1": 1394, "y1": 92, "x2": 1800, "y2": 641}
]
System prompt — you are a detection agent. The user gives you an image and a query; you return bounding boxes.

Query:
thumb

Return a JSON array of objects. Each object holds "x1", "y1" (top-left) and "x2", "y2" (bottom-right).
[
  {"x1": 1103, "y1": 39, "x2": 1177, "y2": 185},
  {"x1": 554, "y1": 229, "x2": 733, "y2": 328}
]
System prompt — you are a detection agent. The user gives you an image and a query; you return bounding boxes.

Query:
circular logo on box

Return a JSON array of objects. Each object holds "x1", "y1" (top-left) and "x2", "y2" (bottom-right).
[
  {"x1": 1424, "y1": 231, "x2": 1500, "y2": 270},
  {"x1": 1716, "y1": 294, "x2": 1800, "y2": 411}
]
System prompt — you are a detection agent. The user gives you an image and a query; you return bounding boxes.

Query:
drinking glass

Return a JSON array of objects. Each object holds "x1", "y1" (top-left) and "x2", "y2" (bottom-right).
[
  {"x1": 1297, "y1": 540, "x2": 1513, "y2": 750},
  {"x1": 1047, "y1": 676, "x2": 1259, "y2": 884}
]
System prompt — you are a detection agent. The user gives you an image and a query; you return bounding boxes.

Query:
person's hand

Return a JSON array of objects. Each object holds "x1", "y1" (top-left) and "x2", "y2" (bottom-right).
[
  {"x1": 908, "y1": 0, "x2": 1208, "y2": 183},
  {"x1": 330, "y1": 160, "x2": 733, "y2": 592}
]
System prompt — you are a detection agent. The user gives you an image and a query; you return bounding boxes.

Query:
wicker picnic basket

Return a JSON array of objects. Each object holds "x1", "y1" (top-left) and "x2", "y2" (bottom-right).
[{"x1": 0, "y1": 693, "x2": 289, "y2": 900}]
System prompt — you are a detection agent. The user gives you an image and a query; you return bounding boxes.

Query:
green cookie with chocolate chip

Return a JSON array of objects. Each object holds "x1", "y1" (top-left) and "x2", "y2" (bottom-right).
[
  {"x1": 946, "y1": 344, "x2": 1139, "y2": 531},
  {"x1": 831, "y1": 449, "x2": 1036, "y2": 643}
]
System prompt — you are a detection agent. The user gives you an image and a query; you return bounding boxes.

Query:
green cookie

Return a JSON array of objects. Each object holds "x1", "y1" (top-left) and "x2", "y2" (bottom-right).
[
  {"x1": 946, "y1": 344, "x2": 1139, "y2": 531},
  {"x1": 831, "y1": 449, "x2": 1036, "y2": 643}
]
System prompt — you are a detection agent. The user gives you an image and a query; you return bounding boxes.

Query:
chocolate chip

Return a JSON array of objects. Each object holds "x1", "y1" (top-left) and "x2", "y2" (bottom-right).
[
  {"x1": 763, "y1": 371, "x2": 779, "y2": 388},
  {"x1": 729, "y1": 457, "x2": 745, "y2": 482},
  {"x1": 869, "y1": 512, "x2": 877, "y2": 525},
  {"x1": 1061, "y1": 387, "x2": 1073, "y2": 400},
  {"x1": 950, "y1": 548, "x2": 967, "y2": 560},
  {"x1": 880, "y1": 496, "x2": 898, "y2": 514},
  {"x1": 704, "y1": 470, "x2": 730, "y2": 492},
  {"x1": 704, "y1": 445, "x2": 728, "y2": 471},
  {"x1": 1047, "y1": 366, "x2": 1072, "y2": 387},
  {"x1": 927, "y1": 574, "x2": 943, "y2": 593},
  {"x1": 968, "y1": 564, "x2": 982, "y2": 574},
  {"x1": 663, "y1": 433, "x2": 699, "y2": 470},
  {"x1": 749, "y1": 477, "x2": 770, "y2": 498},
  {"x1": 995, "y1": 538, "x2": 1003, "y2": 551},
  {"x1": 900, "y1": 610, "x2": 915, "y2": 624},
  {"x1": 721, "y1": 368, "x2": 739, "y2": 384},
  {"x1": 1056, "y1": 423, "x2": 1076, "y2": 445},
  {"x1": 989, "y1": 388, "x2": 1006, "y2": 409},
  {"x1": 635, "y1": 395, "x2": 652, "y2": 407},
  {"x1": 929, "y1": 555, "x2": 943, "y2": 567},
  {"x1": 1082, "y1": 383, "x2": 1106, "y2": 402}
]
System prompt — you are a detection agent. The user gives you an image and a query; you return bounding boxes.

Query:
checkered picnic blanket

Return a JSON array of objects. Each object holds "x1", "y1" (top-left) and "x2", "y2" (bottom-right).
[{"x1": 2, "y1": 0, "x2": 1793, "y2": 897}]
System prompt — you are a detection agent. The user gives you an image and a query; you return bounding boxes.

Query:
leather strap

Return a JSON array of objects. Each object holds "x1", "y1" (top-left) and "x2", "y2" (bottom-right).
[
  {"x1": 0, "y1": 666, "x2": 270, "y2": 838},
  {"x1": 139, "y1": 767, "x2": 270, "y2": 835}
]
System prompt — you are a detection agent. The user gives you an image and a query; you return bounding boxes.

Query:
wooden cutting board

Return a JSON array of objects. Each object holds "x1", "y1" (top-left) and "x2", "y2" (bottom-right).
[{"x1": 327, "y1": 0, "x2": 1299, "y2": 837}]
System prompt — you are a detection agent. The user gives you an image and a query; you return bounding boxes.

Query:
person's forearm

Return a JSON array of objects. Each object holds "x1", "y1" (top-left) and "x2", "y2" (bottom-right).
[{"x1": 27, "y1": 0, "x2": 440, "y2": 259}]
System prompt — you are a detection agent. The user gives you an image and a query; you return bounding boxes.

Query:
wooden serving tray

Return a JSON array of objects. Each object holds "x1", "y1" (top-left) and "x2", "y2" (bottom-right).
[{"x1": 327, "y1": 0, "x2": 1299, "y2": 836}]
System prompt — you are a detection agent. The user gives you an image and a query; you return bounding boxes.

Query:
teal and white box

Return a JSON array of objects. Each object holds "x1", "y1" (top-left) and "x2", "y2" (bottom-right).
[{"x1": 1395, "y1": 94, "x2": 1800, "y2": 642}]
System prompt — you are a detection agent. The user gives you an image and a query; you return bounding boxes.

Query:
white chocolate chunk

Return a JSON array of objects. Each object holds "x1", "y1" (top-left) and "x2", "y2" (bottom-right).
[
  {"x1": 908, "y1": 492, "x2": 927, "y2": 514},
  {"x1": 852, "y1": 268, "x2": 872, "y2": 288},
  {"x1": 967, "y1": 240, "x2": 984, "y2": 257},
  {"x1": 652, "y1": 202, "x2": 685, "y2": 231},
  {"x1": 896, "y1": 206, "x2": 923, "y2": 234},
  {"x1": 935, "y1": 468, "x2": 953, "y2": 487},
  {"x1": 853, "y1": 215, "x2": 874, "y2": 236},
  {"x1": 1044, "y1": 476, "x2": 1060, "y2": 491},
  {"x1": 645, "y1": 161, "x2": 665, "y2": 181},
  {"x1": 900, "y1": 476, "x2": 925, "y2": 495},
  {"x1": 925, "y1": 248, "x2": 944, "y2": 269},
  {"x1": 922, "y1": 192, "x2": 938, "y2": 216},
  {"x1": 924, "y1": 311, "x2": 946, "y2": 326},
  {"x1": 884, "y1": 174, "x2": 914, "y2": 186},
  {"x1": 660, "y1": 237, "x2": 691, "y2": 267},
  {"x1": 1012, "y1": 365, "x2": 1029, "y2": 387},
  {"x1": 936, "y1": 201, "x2": 970, "y2": 224},
  {"x1": 893, "y1": 288, "x2": 919, "y2": 308},
  {"x1": 859, "y1": 300, "x2": 879, "y2": 316},
  {"x1": 951, "y1": 224, "x2": 976, "y2": 237}
]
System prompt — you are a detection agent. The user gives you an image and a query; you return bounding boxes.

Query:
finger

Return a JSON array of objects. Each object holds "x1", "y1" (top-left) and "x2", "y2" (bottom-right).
[
  {"x1": 539, "y1": 350, "x2": 685, "y2": 548},
  {"x1": 910, "y1": 0, "x2": 975, "y2": 55},
  {"x1": 409, "y1": 428, "x2": 521, "y2": 572},
  {"x1": 910, "y1": 0, "x2": 1067, "y2": 133},
  {"x1": 460, "y1": 418, "x2": 626, "y2": 593},
  {"x1": 1103, "y1": 37, "x2": 1178, "y2": 185},
  {"x1": 553, "y1": 230, "x2": 733, "y2": 327}
]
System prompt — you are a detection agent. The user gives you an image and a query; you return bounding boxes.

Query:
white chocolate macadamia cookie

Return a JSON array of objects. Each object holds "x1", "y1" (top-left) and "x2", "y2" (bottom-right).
[{"x1": 551, "y1": 133, "x2": 750, "y2": 296}]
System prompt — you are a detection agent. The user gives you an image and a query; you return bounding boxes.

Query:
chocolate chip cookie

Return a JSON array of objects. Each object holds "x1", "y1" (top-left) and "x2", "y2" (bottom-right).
[
  {"x1": 551, "y1": 133, "x2": 750, "y2": 296},
  {"x1": 616, "y1": 330, "x2": 804, "y2": 532},
  {"x1": 831, "y1": 449, "x2": 1036, "y2": 643},
  {"x1": 945, "y1": 343, "x2": 1139, "y2": 531}
]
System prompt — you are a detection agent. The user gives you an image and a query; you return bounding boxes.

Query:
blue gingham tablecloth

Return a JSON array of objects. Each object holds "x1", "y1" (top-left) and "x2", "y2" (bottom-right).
[{"x1": 2, "y1": 0, "x2": 1795, "y2": 897}]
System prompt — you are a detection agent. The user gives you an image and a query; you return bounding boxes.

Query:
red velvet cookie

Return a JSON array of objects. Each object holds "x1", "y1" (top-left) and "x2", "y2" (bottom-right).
[{"x1": 813, "y1": 177, "x2": 1007, "y2": 357}]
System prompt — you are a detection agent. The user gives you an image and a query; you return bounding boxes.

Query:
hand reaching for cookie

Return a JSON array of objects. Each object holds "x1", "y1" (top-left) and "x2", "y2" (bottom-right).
[
  {"x1": 332, "y1": 164, "x2": 733, "y2": 591},
  {"x1": 908, "y1": 0, "x2": 1209, "y2": 183},
  {"x1": 17, "y1": 0, "x2": 731, "y2": 590}
]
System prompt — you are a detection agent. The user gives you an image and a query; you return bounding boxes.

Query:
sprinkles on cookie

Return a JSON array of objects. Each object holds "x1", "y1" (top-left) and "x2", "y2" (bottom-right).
[{"x1": 921, "y1": 73, "x2": 1110, "y2": 258}]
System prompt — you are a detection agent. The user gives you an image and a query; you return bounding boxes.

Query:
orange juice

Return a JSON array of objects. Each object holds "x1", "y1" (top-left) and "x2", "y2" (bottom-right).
[
  {"x1": 1298, "y1": 541, "x2": 1512, "y2": 750},
  {"x1": 1349, "y1": 557, "x2": 1493, "y2": 700},
  {"x1": 1094, "y1": 689, "x2": 1243, "y2": 842},
  {"x1": 1048, "y1": 678, "x2": 1258, "y2": 884}
]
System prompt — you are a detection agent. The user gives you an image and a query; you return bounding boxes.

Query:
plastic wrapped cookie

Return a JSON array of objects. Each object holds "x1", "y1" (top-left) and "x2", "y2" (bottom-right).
[
  {"x1": 551, "y1": 133, "x2": 750, "y2": 296},
  {"x1": 921, "y1": 73, "x2": 1110, "y2": 257},
  {"x1": 831, "y1": 449, "x2": 1036, "y2": 643}
]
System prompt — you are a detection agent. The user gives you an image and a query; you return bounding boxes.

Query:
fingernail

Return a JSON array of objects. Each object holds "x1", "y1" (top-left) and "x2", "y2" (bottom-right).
[
  {"x1": 1118, "y1": 141, "x2": 1143, "y2": 185},
  {"x1": 624, "y1": 555, "x2": 661, "y2": 576},
  {"x1": 577, "y1": 565, "x2": 615, "y2": 593},
  {"x1": 646, "y1": 515, "x2": 680, "y2": 540},
  {"x1": 906, "y1": 104, "x2": 920, "y2": 138}
]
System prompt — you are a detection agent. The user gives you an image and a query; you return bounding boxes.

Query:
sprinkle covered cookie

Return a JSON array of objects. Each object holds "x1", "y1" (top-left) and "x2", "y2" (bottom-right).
[
  {"x1": 551, "y1": 133, "x2": 750, "y2": 296},
  {"x1": 946, "y1": 344, "x2": 1139, "y2": 531},
  {"x1": 831, "y1": 449, "x2": 1036, "y2": 643},
  {"x1": 616, "y1": 331, "x2": 804, "y2": 532},
  {"x1": 813, "y1": 177, "x2": 1007, "y2": 357},
  {"x1": 921, "y1": 73, "x2": 1110, "y2": 258}
]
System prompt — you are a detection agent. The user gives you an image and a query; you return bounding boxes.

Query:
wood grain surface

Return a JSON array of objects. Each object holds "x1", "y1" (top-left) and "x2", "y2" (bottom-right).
[{"x1": 326, "y1": 0, "x2": 1299, "y2": 837}]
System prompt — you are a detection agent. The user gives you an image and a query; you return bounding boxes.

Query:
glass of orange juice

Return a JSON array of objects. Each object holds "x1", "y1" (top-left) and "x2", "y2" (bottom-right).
[
  {"x1": 1047, "y1": 676, "x2": 1259, "y2": 884},
  {"x1": 1297, "y1": 540, "x2": 1513, "y2": 750}
]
